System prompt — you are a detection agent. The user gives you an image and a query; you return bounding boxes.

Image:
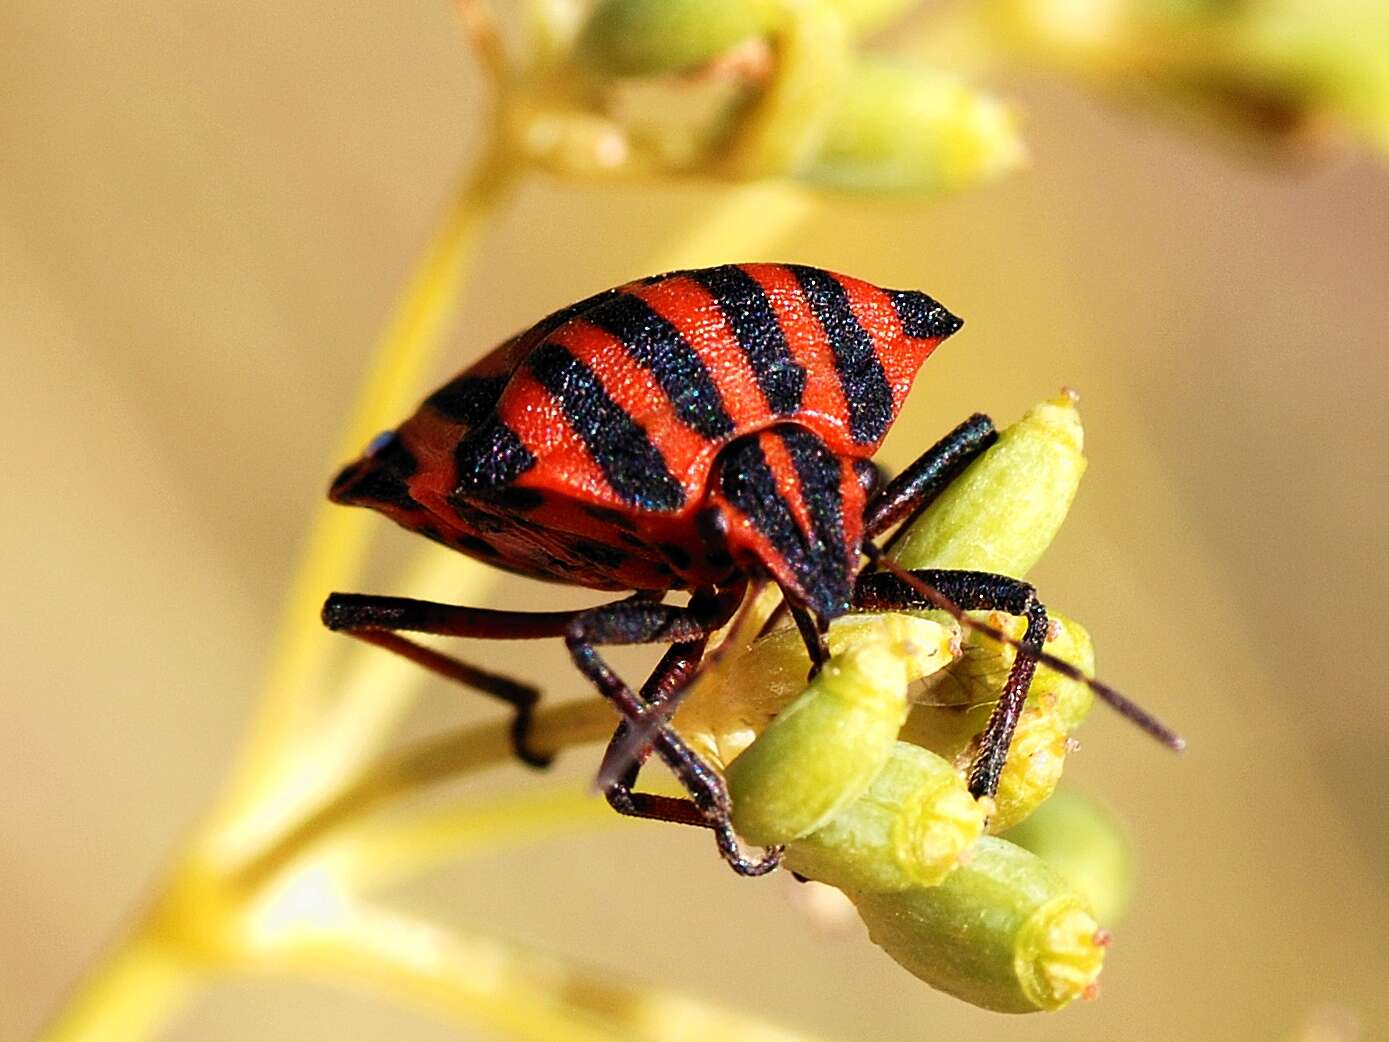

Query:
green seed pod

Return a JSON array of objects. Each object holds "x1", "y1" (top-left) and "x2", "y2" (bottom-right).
[
  {"x1": 803, "y1": 59, "x2": 1026, "y2": 194},
  {"x1": 576, "y1": 0, "x2": 777, "y2": 78},
  {"x1": 784, "y1": 742, "x2": 989, "y2": 892},
  {"x1": 913, "y1": 609, "x2": 1026, "y2": 711},
  {"x1": 848, "y1": 837, "x2": 1106, "y2": 1013},
  {"x1": 1002, "y1": 788, "x2": 1134, "y2": 925},
  {"x1": 889, "y1": 390, "x2": 1087, "y2": 577},
  {"x1": 727, "y1": 630, "x2": 913, "y2": 847},
  {"x1": 898, "y1": 699, "x2": 991, "y2": 767},
  {"x1": 677, "y1": 613, "x2": 954, "y2": 768}
]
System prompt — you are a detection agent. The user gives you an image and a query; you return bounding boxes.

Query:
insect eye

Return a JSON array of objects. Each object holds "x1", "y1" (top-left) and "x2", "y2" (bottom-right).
[{"x1": 365, "y1": 431, "x2": 396, "y2": 457}]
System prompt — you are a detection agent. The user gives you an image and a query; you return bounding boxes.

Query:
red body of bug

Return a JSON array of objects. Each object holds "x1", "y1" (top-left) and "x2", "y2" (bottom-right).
[
  {"x1": 325, "y1": 262, "x2": 1179, "y2": 875},
  {"x1": 330, "y1": 263, "x2": 960, "y2": 618}
]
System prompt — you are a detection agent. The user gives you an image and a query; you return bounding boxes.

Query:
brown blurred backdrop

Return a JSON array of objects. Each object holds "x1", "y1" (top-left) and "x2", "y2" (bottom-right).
[{"x1": 4, "y1": 2, "x2": 1388, "y2": 1041}]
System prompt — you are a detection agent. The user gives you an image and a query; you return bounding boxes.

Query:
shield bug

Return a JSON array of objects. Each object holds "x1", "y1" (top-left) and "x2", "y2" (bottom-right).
[{"x1": 323, "y1": 263, "x2": 1181, "y2": 875}]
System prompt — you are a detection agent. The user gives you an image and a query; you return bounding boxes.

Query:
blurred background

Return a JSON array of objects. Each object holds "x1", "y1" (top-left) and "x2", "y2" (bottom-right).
[{"x1": 4, "y1": 2, "x2": 1388, "y2": 1040}]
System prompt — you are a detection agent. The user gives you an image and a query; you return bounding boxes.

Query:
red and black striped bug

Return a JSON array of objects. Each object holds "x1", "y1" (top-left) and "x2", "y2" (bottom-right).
[{"x1": 323, "y1": 263, "x2": 1181, "y2": 875}]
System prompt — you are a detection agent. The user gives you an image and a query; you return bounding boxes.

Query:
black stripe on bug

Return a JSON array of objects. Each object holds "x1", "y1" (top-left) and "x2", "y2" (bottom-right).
[
  {"x1": 583, "y1": 292, "x2": 735, "y2": 440},
  {"x1": 888, "y1": 289, "x2": 964, "y2": 340},
  {"x1": 787, "y1": 265, "x2": 893, "y2": 444},
  {"x1": 329, "y1": 433, "x2": 420, "y2": 512},
  {"x1": 527, "y1": 341, "x2": 686, "y2": 512},
  {"x1": 778, "y1": 426, "x2": 849, "y2": 576},
  {"x1": 715, "y1": 431, "x2": 852, "y2": 620},
  {"x1": 452, "y1": 416, "x2": 538, "y2": 495},
  {"x1": 690, "y1": 265, "x2": 806, "y2": 415},
  {"x1": 425, "y1": 374, "x2": 509, "y2": 428}
]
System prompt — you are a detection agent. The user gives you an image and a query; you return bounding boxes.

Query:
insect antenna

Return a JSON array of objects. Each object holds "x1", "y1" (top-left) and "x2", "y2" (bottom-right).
[{"x1": 862, "y1": 546, "x2": 1186, "y2": 751}]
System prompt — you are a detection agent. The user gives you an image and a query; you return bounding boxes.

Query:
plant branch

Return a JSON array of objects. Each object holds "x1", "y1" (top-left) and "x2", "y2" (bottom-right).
[
  {"x1": 209, "y1": 140, "x2": 522, "y2": 856},
  {"x1": 38, "y1": 926, "x2": 201, "y2": 1042},
  {"x1": 270, "y1": 903, "x2": 832, "y2": 1042},
  {"x1": 236, "y1": 698, "x2": 617, "y2": 891},
  {"x1": 454, "y1": 0, "x2": 511, "y2": 86},
  {"x1": 332, "y1": 786, "x2": 619, "y2": 892}
]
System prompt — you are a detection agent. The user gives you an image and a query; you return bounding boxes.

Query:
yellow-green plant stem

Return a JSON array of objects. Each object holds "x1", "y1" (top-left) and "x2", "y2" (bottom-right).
[
  {"x1": 39, "y1": 142, "x2": 523, "y2": 1042},
  {"x1": 40, "y1": 930, "x2": 202, "y2": 1042},
  {"x1": 216, "y1": 140, "x2": 523, "y2": 844},
  {"x1": 454, "y1": 0, "x2": 511, "y2": 85},
  {"x1": 216, "y1": 550, "x2": 500, "y2": 865},
  {"x1": 273, "y1": 904, "x2": 831, "y2": 1042},
  {"x1": 36, "y1": 701, "x2": 625, "y2": 1042},
  {"x1": 240, "y1": 698, "x2": 619, "y2": 891},
  {"x1": 332, "y1": 785, "x2": 620, "y2": 892},
  {"x1": 274, "y1": 906, "x2": 644, "y2": 1042},
  {"x1": 721, "y1": 0, "x2": 850, "y2": 178}
]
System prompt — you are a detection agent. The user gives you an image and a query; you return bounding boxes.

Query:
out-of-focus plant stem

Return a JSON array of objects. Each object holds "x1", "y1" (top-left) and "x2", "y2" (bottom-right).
[
  {"x1": 40, "y1": 930, "x2": 201, "y2": 1042},
  {"x1": 331, "y1": 783, "x2": 620, "y2": 892},
  {"x1": 240, "y1": 698, "x2": 619, "y2": 891},
  {"x1": 273, "y1": 903, "x2": 829, "y2": 1042},
  {"x1": 720, "y1": 0, "x2": 849, "y2": 178},
  {"x1": 270, "y1": 906, "x2": 638, "y2": 1042},
  {"x1": 39, "y1": 134, "x2": 526, "y2": 1042},
  {"x1": 212, "y1": 138, "x2": 523, "y2": 858}
]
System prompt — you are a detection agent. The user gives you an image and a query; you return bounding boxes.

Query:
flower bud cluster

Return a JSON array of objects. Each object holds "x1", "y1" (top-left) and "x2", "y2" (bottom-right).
[
  {"x1": 679, "y1": 391, "x2": 1128, "y2": 1012},
  {"x1": 985, "y1": 0, "x2": 1389, "y2": 154},
  {"x1": 553, "y1": 0, "x2": 1025, "y2": 191}
]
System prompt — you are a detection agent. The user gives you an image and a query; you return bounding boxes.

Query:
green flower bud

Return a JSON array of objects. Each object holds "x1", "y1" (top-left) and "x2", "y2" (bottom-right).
[
  {"x1": 1033, "y1": 613, "x2": 1095, "y2": 732},
  {"x1": 889, "y1": 389, "x2": 1086, "y2": 577},
  {"x1": 983, "y1": 704, "x2": 1068, "y2": 833},
  {"x1": 802, "y1": 59, "x2": 1026, "y2": 194},
  {"x1": 912, "y1": 609, "x2": 1026, "y2": 711},
  {"x1": 677, "y1": 613, "x2": 955, "y2": 768},
  {"x1": 785, "y1": 742, "x2": 989, "y2": 892},
  {"x1": 511, "y1": 106, "x2": 632, "y2": 176},
  {"x1": 577, "y1": 0, "x2": 777, "y2": 78},
  {"x1": 902, "y1": 612, "x2": 1094, "y2": 832},
  {"x1": 907, "y1": 612, "x2": 1094, "y2": 735},
  {"x1": 901, "y1": 699, "x2": 1066, "y2": 834},
  {"x1": 577, "y1": 0, "x2": 922, "y2": 78},
  {"x1": 849, "y1": 837, "x2": 1106, "y2": 1013},
  {"x1": 988, "y1": 0, "x2": 1389, "y2": 154},
  {"x1": 899, "y1": 699, "x2": 991, "y2": 767},
  {"x1": 727, "y1": 630, "x2": 914, "y2": 847},
  {"x1": 1002, "y1": 788, "x2": 1134, "y2": 924}
]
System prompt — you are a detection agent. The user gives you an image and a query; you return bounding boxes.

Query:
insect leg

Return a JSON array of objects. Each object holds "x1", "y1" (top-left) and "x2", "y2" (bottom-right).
[
  {"x1": 321, "y1": 592, "x2": 632, "y2": 768},
  {"x1": 345, "y1": 628, "x2": 552, "y2": 767},
  {"x1": 864, "y1": 413, "x2": 997, "y2": 544},
  {"x1": 564, "y1": 592, "x2": 782, "y2": 877},
  {"x1": 598, "y1": 640, "x2": 718, "y2": 828},
  {"x1": 787, "y1": 600, "x2": 830, "y2": 677},
  {"x1": 591, "y1": 578, "x2": 770, "y2": 792},
  {"x1": 595, "y1": 637, "x2": 706, "y2": 790},
  {"x1": 853, "y1": 568, "x2": 1048, "y2": 800}
]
